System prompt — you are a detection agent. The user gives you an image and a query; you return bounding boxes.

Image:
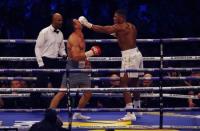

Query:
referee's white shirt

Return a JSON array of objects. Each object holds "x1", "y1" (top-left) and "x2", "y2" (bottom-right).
[{"x1": 35, "y1": 25, "x2": 66, "y2": 67}]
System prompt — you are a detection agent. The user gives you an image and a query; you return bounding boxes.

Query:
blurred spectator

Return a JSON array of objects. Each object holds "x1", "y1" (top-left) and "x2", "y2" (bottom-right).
[
  {"x1": 48, "y1": 82, "x2": 53, "y2": 88},
  {"x1": 164, "y1": 70, "x2": 193, "y2": 107},
  {"x1": 21, "y1": 80, "x2": 28, "y2": 88},
  {"x1": 2, "y1": 80, "x2": 30, "y2": 108},
  {"x1": 198, "y1": 93, "x2": 200, "y2": 99},
  {"x1": 10, "y1": 80, "x2": 23, "y2": 94},
  {"x1": 164, "y1": 70, "x2": 189, "y2": 88},
  {"x1": 29, "y1": 108, "x2": 68, "y2": 131},
  {"x1": 0, "y1": 98, "x2": 4, "y2": 108},
  {"x1": 187, "y1": 72, "x2": 200, "y2": 107},
  {"x1": 188, "y1": 90, "x2": 196, "y2": 107},
  {"x1": 110, "y1": 73, "x2": 120, "y2": 87},
  {"x1": 141, "y1": 73, "x2": 159, "y2": 108},
  {"x1": 10, "y1": 79, "x2": 28, "y2": 93},
  {"x1": 142, "y1": 73, "x2": 153, "y2": 87},
  {"x1": 0, "y1": 80, "x2": 7, "y2": 108},
  {"x1": 0, "y1": 81, "x2": 8, "y2": 88},
  {"x1": 96, "y1": 73, "x2": 123, "y2": 108}
]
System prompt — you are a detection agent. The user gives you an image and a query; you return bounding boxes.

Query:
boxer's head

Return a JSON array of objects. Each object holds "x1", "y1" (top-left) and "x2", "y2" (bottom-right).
[
  {"x1": 113, "y1": 10, "x2": 126, "y2": 24},
  {"x1": 10, "y1": 80, "x2": 22, "y2": 88},
  {"x1": 72, "y1": 19, "x2": 82, "y2": 30},
  {"x1": 52, "y1": 13, "x2": 63, "y2": 29}
]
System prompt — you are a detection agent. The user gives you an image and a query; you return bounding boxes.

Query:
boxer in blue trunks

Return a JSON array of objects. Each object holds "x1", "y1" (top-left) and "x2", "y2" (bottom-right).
[{"x1": 50, "y1": 19, "x2": 101, "y2": 120}]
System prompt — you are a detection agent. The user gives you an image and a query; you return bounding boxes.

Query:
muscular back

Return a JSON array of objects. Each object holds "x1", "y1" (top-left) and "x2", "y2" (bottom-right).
[
  {"x1": 67, "y1": 32, "x2": 86, "y2": 61},
  {"x1": 115, "y1": 22, "x2": 137, "y2": 51}
]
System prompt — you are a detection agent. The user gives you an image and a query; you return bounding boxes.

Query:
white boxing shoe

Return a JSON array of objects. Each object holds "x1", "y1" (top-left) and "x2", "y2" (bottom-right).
[
  {"x1": 72, "y1": 113, "x2": 91, "y2": 120},
  {"x1": 135, "y1": 112, "x2": 143, "y2": 117},
  {"x1": 118, "y1": 113, "x2": 136, "y2": 121}
]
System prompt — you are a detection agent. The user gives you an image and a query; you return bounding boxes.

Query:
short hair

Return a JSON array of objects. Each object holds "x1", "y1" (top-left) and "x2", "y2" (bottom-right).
[{"x1": 115, "y1": 9, "x2": 126, "y2": 18}]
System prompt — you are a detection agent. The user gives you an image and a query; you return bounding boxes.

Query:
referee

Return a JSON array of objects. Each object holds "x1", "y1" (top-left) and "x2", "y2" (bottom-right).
[{"x1": 33, "y1": 13, "x2": 67, "y2": 107}]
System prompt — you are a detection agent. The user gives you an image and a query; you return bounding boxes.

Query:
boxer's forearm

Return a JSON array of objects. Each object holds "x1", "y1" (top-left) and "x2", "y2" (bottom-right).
[{"x1": 91, "y1": 25, "x2": 115, "y2": 34}]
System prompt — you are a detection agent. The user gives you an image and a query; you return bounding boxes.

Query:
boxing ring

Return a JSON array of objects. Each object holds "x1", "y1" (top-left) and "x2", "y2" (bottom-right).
[{"x1": 0, "y1": 38, "x2": 200, "y2": 131}]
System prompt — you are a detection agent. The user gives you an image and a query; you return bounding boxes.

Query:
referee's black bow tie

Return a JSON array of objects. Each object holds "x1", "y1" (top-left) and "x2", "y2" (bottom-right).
[{"x1": 54, "y1": 29, "x2": 59, "y2": 34}]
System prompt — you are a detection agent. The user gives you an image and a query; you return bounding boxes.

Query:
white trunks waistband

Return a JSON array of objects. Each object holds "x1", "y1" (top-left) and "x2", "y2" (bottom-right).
[{"x1": 121, "y1": 47, "x2": 138, "y2": 56}]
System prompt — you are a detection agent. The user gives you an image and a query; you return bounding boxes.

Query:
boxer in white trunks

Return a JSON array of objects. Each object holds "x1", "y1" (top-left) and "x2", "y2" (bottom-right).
[{"x1": 78, "y1": 10, "x2": 143, "y2": 121}]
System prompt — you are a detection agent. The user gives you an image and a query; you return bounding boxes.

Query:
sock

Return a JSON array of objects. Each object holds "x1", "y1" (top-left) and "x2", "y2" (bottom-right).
[
  {"x1": 126, "y1": 103, "x2": 133, "y2": 109},
  {"x1": 133, "y1": 100, "x2": 141, "y2": 108},
  {"x1": 125, "y1": 103, "x2": 133, "y2": 115},
  {"x1": 74, "y1": 108, "x2": 81, "y2": 116}
]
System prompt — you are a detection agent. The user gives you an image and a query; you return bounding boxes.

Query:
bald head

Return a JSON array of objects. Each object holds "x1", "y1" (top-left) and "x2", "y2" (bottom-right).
[{"x1": 52, "y1": 13, "x2": 63, "y2": 29}]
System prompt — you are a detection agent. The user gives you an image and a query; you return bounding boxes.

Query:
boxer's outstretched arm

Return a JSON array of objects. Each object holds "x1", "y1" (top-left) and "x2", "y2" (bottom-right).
[
  {"x1": 78, "y1": 16, "x2": 121, "y2": 34},
  {"x1": 91, "y1": 24, "x2": 119, "y2": 34}
]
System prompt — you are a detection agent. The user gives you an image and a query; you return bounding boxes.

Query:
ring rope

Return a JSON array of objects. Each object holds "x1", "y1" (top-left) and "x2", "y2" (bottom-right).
[
  {"x1": 0, "y1": 68, "x2": 158, "y2": 73},
  {"x1": 1, "y1": 56, "x2": 200, "y2": 61},
  {"x1": 0, "y1": 77, "x2": 37, "y2": 81},
  {"x1": 0, "y1": 93, "x2": 199, "y2": 99},
  {"x1": 0, "y1": 37, "x2": 200, "y2": 43},
  {"x1": 0, "y1": 107, "x2": 199, "y2": 112},
  {"x1": 1, "y1": 76, "x2": 200, "y2": 81},
  {"x1": 0, "y1": 86, "x2": 199, "y2": 93},
  {"x1": 1, "y1": 68, "x2": 200, "y2": 73},
  {"x1": 0, "y1": 125, "x2": 199, "y2": 130}
]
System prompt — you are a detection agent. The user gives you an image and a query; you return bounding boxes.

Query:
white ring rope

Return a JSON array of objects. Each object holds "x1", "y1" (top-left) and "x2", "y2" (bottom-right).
[
  {"x1": 0, "y1": 93, "x2": 199, "y2": 99},
  {"x1": 0, "y1": 125, "x2": 199, "y2": 130},
  {"x1": 0, "y1": 68, "x2": 158, "y2": 73},
  {"x1": 0, "y1": 107, "x2": 200, "y2": 112},
  {"x1": 0, "y1": 77, "x2": 37, "y2": 81},
  {"x1": 1, "y1": 68, "x2": 200, "y2": 73},
  {"x1": 0, "y1": 37, "x2": 200, "y2": 43},
  {"x1": 1, "y1": 56, "x2": 200, "y2": 61},
  {"x1": 1, "y1": 76, "x2": 200, "y2": 81},
  {"x1": 0, "y1": 86, "x2": 199, "y2": 93}
]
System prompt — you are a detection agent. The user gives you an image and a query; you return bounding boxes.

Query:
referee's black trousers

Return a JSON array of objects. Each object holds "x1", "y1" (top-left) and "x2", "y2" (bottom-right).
[{"x1": 31, "y1": 57, "x2": 64, "y2": 108}]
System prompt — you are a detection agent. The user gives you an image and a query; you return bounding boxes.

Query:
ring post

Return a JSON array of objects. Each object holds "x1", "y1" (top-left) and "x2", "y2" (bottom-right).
[
  {"x1": 159, "y1": 39, "x2": 164, "y2": 129},
  {"x1": 66, "y1": 68, "x2": 72, "y2": 131}
]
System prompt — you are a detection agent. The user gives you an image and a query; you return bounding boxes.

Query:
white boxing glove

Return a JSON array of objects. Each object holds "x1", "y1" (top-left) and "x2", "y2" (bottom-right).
[{"x1": 78, "y1": 16, "x2": 93, "y2": 29}]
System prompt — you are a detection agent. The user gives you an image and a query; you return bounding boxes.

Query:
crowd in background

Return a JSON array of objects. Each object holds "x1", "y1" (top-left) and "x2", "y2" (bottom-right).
[
  {"x1": 0, "y1": 0, "x2": 200, "y2": 39},
  {"x1": 0, "y1": 0, "x2": 200, "y2": 108},
  {"x1": 0, "y1": 71, "x2": 200, "y2": 109}
]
